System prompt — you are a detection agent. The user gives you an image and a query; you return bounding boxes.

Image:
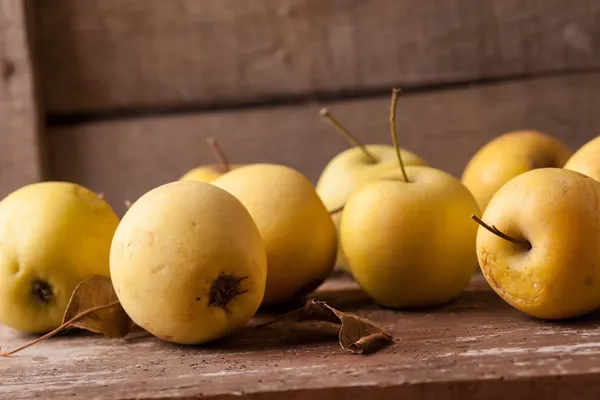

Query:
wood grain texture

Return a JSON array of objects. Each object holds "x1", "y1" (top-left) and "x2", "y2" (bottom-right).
[
  {"x1": 34, "y1": 0, "x2": 600, "y2": 114},
  {"x1": 48, "y1": 73, "x2": 599, "y2": 216},
  {"x1": 3, "y1": 275, "x2": 600, "y2": 399},
  {"x1": 0, "y1": 0, "x2": 45, "y2": 198}
]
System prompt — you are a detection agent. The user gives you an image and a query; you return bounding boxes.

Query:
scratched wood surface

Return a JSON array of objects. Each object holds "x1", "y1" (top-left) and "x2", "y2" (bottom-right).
[{"x1": 2, "y1": 274, "x2": 600, "y2": 399}]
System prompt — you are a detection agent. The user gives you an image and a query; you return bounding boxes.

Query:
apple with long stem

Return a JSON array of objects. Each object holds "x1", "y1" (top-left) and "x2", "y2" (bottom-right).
[
  {"x1": 340, "y1": 89, "x2": 480, "y2": 308},
  {"x1": 472, "y1": 167, "x2": 600, "y2": 319},
  {"x1": 316, "y1": 107, "x2": 427, "y2": 271}
]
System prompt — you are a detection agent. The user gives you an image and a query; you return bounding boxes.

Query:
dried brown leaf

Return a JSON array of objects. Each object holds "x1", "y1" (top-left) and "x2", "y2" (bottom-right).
[
  {"x1": 0, "y1": 275, "x2": 133, "y2": 357},
  {"x1": 63, "y1": 275, "x2": 134, "y2": 338},
  {"x1": 259, "y1": 299, "x2": 393, "y2": 354}
]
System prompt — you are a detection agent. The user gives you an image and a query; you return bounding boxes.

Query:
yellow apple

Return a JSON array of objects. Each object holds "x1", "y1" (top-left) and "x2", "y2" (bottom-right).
[
  {"x1": 0, "y1": 182, "x2": 120, "y2": 333},
  {"x1": 564, "y1": 135, "x2": 600, "y2": 181},
  {"x1": 316, "y1": 145, "x2": 428, "y2": 212},
  {"x1": 340, "y1": 88, "x2": 481, "y2": 308},
  {"x1": 461, "y1": 130, "x2": 572, "y2": 212},
  {"x1": 475, "y1": 168, "x2": 600, "y2": 319},
  {"x1": 316, "y1": 108, "x2": 427, "y2": 271},
  {"x1": 342, "y1": 165, "x2": 480, "y2": 308},
  {"x1": 213, "y1": 164, "x2": 337, "y2": 306},
  {"x1": 180, "y1": 164, "x2": 243, "y2": 183},
  {"x1": 110, "y1": 181, "x2": 266, "y2": 345}
]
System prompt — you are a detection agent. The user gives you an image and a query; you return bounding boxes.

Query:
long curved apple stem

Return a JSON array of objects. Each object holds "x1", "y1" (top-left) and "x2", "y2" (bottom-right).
[
  {"x1": 470, "y1": 215, "x2": 532, "y2": 250},
  {"x1": 0, "y1": 301, "x2": 120, "y2": 357},
  {"x1": 389, "y1": 88, "x2": 409, "y2": 183},
  {"x1": 319, "y1": 108, "x2": 378, "y2": 164},
  {"x1": 206, "y1": 137, "x2": 230, "y2": 172}
]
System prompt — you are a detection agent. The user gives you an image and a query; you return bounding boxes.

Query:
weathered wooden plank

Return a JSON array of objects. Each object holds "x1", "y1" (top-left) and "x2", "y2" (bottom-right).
[
  {"x1": 34, "y1": 0, "x2": 600, "y2": 114},
  {"x1": 2, "y1": 275, "x2": 600, "y2": 399},
  {"x1": 0, "y1": 0, "x2": 45, "y2": 197},
  {"x1": 48, "y1": 73, "x2": 599, "y2": 216}
]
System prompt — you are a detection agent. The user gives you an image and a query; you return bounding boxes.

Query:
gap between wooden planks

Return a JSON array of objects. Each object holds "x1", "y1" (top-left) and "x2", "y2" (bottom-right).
[{"x1": 47, "y1": 72, "x2": 600, "y2": 216}]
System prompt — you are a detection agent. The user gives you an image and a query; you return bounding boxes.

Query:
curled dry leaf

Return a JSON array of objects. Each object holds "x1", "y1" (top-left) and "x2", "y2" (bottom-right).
[
  {"x1": 259, "y1": 299, "x2": 393, "y2": 354},
  {"x1": 63, "y1": 275, "x2": 134, "y2": 338},
  {"x1": 0, "y1": 276, "x2": 133, "y2": 357}
]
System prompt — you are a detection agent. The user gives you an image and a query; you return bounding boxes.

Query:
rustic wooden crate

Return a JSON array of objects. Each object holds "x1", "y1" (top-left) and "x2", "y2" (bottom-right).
[
  {"x1": 2, "y1": 0, "x2": 600, "y2": 209},
  {"x1": 2, "y1": 1, "x2": 600, "y2": 398}
]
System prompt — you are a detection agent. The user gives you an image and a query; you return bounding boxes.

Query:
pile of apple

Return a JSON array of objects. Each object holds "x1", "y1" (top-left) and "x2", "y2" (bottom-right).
[{"x1": 1, "y1": 87, "x2": 600, "y2": 347}]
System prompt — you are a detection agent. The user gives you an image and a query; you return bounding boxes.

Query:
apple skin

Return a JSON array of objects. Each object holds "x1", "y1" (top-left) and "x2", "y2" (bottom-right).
[
  {"x1": 461, "y1": 130, "x2": 572, "y2": 212},
  {"x1": 317, "y1": 144, "x2": 427, "y2": 271},
  {"x1": 213, "y1": 164, "x2": 337, "y2": 306},
  {"x1": 180, "y1": 164, "x2": 244, "y2": 183},
  {"x1": 476, "y1": 168, "x2": 600, "y2": 320},
  {"x1": 340, "y1": 166, "x2": 480, "y2": 308},
  {"x1": 317, "y1": 145, "x2": 427, "y2": 212},
  {"x1": 0, "y1": 182, "x2": 120, "y2": 333},
  {"x1": 110, "y1": 181, "x2": 266, "y2": 345},
  {"x1": 564, "y1": 136, "x2": 600, "y2": 181}
]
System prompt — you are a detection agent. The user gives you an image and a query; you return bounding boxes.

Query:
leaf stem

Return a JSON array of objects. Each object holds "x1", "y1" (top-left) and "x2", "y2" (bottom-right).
[
  {"x1": 206, "y1": 137, "x2": 230, "y2": 172},
  {"x1": 389, "y1": 88, "x2": 409, "y2": 183},
  {"x1": 319, "y1": 108, "x2": 377, "y2": 163},
  {"x1": 0, "y1": 301, "x2": 120, "y2": 357},
  {"x1": 470, "y1": 215, "x2": 532, "y2": 250}
]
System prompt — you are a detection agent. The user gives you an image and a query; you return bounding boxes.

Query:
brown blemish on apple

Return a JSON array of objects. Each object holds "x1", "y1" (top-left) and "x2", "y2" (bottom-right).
[
  {"x1": 31, "y1": 280, "x2": 54, "y2": 305},
  {"x1": 480, "y1": 249, "x2": 491, "y2": 268},
  {"x1": 585, "y1": 276, "x2": 594, "y2": 286},
  {"x1": 479, "y1": 250, "x2": 506, "y2": 295},
  {"x1": 208, "y1": 273, "x2": 248, "y2": 312}
]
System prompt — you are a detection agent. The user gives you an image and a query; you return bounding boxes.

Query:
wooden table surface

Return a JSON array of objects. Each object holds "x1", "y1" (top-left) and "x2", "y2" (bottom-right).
[{"x1": 2, "y1": 273, "x2": 600, "y2": 399}]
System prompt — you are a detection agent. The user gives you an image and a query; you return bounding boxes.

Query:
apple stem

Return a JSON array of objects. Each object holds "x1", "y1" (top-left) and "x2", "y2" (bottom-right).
[
  {"x1": 319, "y1": 108, "x2": 377, "y2": 164},
  {"x1": 470, "y1": 215, "x2": 532, "y2": 250},
  {"x1": 328, "y1": 205, "x2": 344, "y2": 215},
  {"x1": 0, "y1": 301, "x2": 120, "y2": 357},
  {"x1": 206, "y1": 137, "x2": 230, "y2": 172},
  {"x1": 389, "y1": 88, "x2": 409, "y2": 183}
]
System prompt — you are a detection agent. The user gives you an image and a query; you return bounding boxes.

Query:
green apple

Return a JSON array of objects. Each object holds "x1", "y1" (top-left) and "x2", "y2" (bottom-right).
[
  {"x1": 316, "y1": 108, "x2": 427, "y2": 271},
  {"x1": 340, "y1": 89, "x2": 480, "y2": 308},
  {"x1": 0, "y1": 182, "x2": 120, "y2": 333},
  {"x1": 474, "y1": 168, "x2": 600, "y2": 319}
]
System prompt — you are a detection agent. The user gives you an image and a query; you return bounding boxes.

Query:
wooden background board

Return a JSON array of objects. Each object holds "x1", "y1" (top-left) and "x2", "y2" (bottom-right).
[
  {"x1": 48, "y1": 73, "x2": 599, "y2": 215},
  {"x1": 0, "y1": 0, "x2": 45, "y2": 198},
  {"x1": 3, "y1": 275, "x2": 600, "y2": 399},
  {"x1": 34, "y1": 0, "x2": 600, "y2": 114}
]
